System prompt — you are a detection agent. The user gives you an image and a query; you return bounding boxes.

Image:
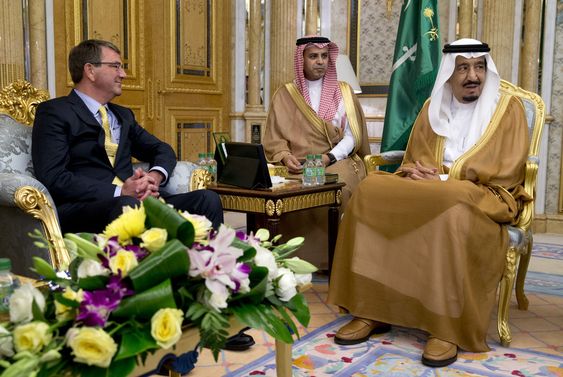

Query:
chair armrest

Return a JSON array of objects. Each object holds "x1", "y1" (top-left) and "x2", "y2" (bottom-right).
[
  {"x1": 0, "y1": 173, "x2": 55, "y2": 208},
  {"x1": 513, "y1": 156, "x2": 539, "y2": 232},
  {"x1": 363, "y1": 150, "x2": 405, "y2": 173},
  {"x1": 133, "y1": 161, "x2": 211, "y2": 195},
  {"x1": 0, "y1": 173, "x2": 69, "y2": 271}
]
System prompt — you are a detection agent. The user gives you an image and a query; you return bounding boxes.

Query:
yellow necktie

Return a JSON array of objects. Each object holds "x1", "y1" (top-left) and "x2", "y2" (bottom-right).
[{"x1": 98, "y1": 106, "x2": 123, "y2": 186}]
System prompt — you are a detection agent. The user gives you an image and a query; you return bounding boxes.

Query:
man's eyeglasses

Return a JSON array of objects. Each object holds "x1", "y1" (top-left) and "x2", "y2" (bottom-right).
[{"x1": 89, "y1": 62, "x2": 125, "y2": 70}]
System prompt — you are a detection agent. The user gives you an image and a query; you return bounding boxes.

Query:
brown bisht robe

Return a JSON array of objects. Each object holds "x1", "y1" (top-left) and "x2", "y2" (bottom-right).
[
  {"x1": 263, "y1": 82, "x2": 370, "y2": 270},
  {"x1": 328, "y1": 93, "x2": 530, "y2": 352}
]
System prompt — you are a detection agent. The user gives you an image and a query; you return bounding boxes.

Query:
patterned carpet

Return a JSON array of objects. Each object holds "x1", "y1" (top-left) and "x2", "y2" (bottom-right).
[
  {"x1": 225, "y1": 241, "x2": 563, "y2": 377},
  {"x1": 226, "y1": 315, "x2": 563, "y2": 377}
]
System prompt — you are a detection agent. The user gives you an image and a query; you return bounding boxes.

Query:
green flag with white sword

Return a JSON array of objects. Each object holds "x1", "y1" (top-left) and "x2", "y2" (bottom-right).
[{"x1": 381, "y1": 0, "x2": 441, "y2": 155}]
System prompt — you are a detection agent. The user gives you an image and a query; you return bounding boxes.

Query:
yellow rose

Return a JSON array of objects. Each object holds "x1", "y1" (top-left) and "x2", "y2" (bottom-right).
[
  {"x1": 103, "y1": 205, "x2": 146, "y2": 243},
  {"x1": 55, "y1": 288, "x2": 83, "y2": 320},
  {"x1": 140, "y1": 228, "x2": 168, "y2": 252},
  {"x1": 151, "y1": 308, "x2": 184, "y2": 349},
  {"x1": 423, "y1": 7, "x2": 434, "y2": 18},
  {"x1": 179, "y1": 212, "x2": 212, "y2": 242},
  {"x1": 13, "y1": 321, "x2": 52, "y2": 353},
  {"x1": 109, "y1": 250, "x2": 139, "y2": 277},
  {"x1": 67, "y1": 327, "x2": 117, "y2": 368}
]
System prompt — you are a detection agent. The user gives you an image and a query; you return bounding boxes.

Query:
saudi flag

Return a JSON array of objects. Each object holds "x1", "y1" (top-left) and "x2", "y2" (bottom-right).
[{"x1": 381, "y1": 0, "x2": 441, "y2": 153}]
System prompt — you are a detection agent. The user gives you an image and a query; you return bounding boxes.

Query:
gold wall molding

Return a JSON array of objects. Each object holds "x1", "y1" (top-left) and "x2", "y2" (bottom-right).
[
  {"x1": 482, "y1": 0, "x2": 515, "y2": 80},
  {"x1": 0, "y1": 0, "x2": 25, "y2": 88},
  {"x1": 270, "y1": 0, "x2": 298, "y2": 98},
  {"x1": 519, "y1": 0, "x2": 542, "y2": 92}
]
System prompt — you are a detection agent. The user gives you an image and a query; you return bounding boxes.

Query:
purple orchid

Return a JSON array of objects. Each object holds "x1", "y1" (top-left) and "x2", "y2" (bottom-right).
[
  {"x1": 107, "y1": 274, "x2": 134, "y2": 298},
  {"x1": 77, "y1": 274, "x2": 133, "y2": 327},
  {"x1": 187, "y1": 225, "x2": 251, "y2": 301},
  {"x1": 123, "y1": 244, "x2": 149, "y2": 261},
  {"x1": 77, "y1": 289, "x2": 122, "y2": 327}
]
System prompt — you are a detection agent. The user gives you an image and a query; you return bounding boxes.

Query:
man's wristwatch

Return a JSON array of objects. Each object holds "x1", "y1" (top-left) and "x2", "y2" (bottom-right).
[{"x1": 326, "y1": 153, "x2": 337, "y2": 166}]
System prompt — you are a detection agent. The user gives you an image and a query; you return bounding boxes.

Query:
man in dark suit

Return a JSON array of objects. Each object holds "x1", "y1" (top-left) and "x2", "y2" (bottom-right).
[
  {"x1": 32, "y1": 39, "x2": 253, "y2": 352},
  {"x1": 32, "y1": 39, "x2": 223, "y2": 233}
]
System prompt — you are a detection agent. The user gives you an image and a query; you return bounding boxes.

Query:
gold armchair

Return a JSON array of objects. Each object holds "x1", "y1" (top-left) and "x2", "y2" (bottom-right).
[
  {"x1": 0, "y1": 80, "x2": 70, "y2": 276},
  {"x1": 363, "y1": 80, "x2": 546, "y2": 347}
]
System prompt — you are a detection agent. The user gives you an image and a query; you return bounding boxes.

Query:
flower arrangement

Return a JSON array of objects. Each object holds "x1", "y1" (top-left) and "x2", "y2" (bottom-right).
[{"x1": 0, "y1": 197, "x2": 316, "y2": 377}]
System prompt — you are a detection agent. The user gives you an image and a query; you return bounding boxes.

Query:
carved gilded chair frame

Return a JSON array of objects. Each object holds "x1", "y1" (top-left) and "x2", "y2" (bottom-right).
[{"x1": 0, "y1": 80, "x2": 71, "y2": 271}]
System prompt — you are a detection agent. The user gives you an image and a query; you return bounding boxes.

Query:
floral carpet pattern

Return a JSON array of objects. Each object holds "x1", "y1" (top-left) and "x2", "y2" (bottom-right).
[{"x1": 226, "y1": 315, "x2": 563, "y2": 377}]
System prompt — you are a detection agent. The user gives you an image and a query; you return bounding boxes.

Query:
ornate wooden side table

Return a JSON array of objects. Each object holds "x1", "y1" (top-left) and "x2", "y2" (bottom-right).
[{"x1": 209, "y1": 180, "x2": 345, "y2": 273}]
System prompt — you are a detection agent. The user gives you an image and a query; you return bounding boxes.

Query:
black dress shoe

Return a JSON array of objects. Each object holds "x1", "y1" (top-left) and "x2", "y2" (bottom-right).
[{"x1": 224, "y1": 328, "x2": 255, "y2": 351}]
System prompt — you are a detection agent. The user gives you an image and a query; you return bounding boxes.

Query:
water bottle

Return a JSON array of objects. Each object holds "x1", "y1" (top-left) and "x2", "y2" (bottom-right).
[
  {"x1": 196, "y1": 153, "x2": 207, "y2": 169},
  {"x1": 206, "y1": 152, "x2": 218, "y2": 184},
  {"x1": 0, "y1": 258, "x2": 20, "y2": 318},
  {"x1": 302, "y1": 154, "x2": 316, "y2": 186},
  {"x1": 315, "y1": 154, "x2": 325, "y2": 185}
]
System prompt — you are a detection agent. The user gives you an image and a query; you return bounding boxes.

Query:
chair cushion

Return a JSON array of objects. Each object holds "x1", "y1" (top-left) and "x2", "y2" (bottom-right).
[
  {"x1": 0, "y1": 114, "x2": 34, "y2": 176},
  {"x1": 507, "y1": 225, "x2": 525, "y2": 250}
]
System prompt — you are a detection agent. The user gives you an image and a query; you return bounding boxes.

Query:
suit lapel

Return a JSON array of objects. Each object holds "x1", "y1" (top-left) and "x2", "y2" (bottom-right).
[{"x1": 67, "y1": 90, "x2": 102, "y2": 131}]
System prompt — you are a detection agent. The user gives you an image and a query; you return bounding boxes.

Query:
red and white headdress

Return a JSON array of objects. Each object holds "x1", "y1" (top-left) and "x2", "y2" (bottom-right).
[{"x1": 294, "y1": 35, "x2": 341, "y2": 121}]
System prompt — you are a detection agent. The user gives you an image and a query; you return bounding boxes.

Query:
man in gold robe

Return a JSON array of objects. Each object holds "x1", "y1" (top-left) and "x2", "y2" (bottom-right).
[
  {"x1": 263, "y1": 35, "x2": 370, "y2": 270},
  {"x1": 328, "y1": 39, "x2": 530, "y2": 367}
]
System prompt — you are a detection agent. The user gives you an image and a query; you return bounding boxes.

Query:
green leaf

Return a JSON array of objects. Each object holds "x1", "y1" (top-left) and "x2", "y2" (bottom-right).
[
  {"x1": 273, "y1": 305, "x2": 299, "y2": 338},
  {"x1": 68, "y1": 256, "x2": 82, "y2": 281},
  {"x1": 273, "y1": 237, "x2": 306, "y2": 259},
  {"x1": 31, "y1": 296, "x2": 46, "y2": 322},
  {"x1": 32, "y1": 257, "x2": 57, "y2": 280},
  {"x1": 176, "y1": 221, "x2": 195, "y2": 248},
  {"x1": 127, "y1": 239, "x2": 190, "y2": 292},
  {"x1": 53, "y1": 292, "x2": 79, "y2": 308},
  {"x1": 112, "y1": 279, "x2": 176, "y2": 319},
  {"x1": 77, "y1": 275, "x2": 109, "y2": 290},
  {"x1": 271, "y1": 234, "x2": 283, "y2": 243},
  {"x1": 229, "y1": 266, "x2": 268, "y2": 304},
  {"x1": 231, "y1": 304, "x2": 293, "y2": 344},
  {"x1": 254, "y1": 228, "x2": 270, "y2": 241},
  {"x1": 64, "y1": 233, "x2": 103, "y2": 260},
  {"x1": 281, "y1": 258, "x2": 317, "y2": 274},
  {"x1": 114, "y1": 327, "x2": 157, "y2": 360},
  {"x1": 231, "y1": 238, "x2": 256, "y2": 262},
  {"x1": 286, "y1": 293, "x2": 311, "y2": 327},
  {"x1": 198, "y1": 310, "x2": 230, "y2": 360},
  {"x1": 0, "y1": 355, "x2": 40, "y2": 377},
  {"x1": 186, "y1": 302, "x2": 209, "y2": 321},
  {"x1": 78, "y1": 356, "x2": 137, "y2": 377},
  {"x1": 143, "y1": 196, "x2": 195, "y2": 246}
]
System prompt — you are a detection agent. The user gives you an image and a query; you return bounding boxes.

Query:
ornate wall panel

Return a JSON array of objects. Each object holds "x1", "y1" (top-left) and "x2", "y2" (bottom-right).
[
  {"x1": 349, "y1": 0, "x2": 402, "y2": 96},
  {"x1": 58, "y1": 0, "x2": 144, "y2": 90},
  {"x1": 165, "y1": 0, "x2": 224, "y2": 93},
  {"x1": 166, "y1": 107, "x2": 223, "y2": 162},
  {"x1": 176, "y1": 0, "x2": 210, "y2": 77}
]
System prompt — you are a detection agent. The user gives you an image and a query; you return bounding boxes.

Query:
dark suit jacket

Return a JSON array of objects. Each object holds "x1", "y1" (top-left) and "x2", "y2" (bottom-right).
[{"x1": 32, "y1": 90, "x2": 177, "y2": 207}]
